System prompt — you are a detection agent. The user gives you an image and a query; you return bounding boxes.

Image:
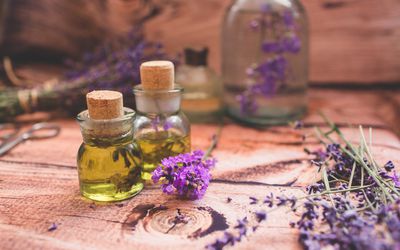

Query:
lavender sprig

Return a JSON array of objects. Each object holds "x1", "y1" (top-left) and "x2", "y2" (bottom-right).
[
  {"x1": 152, "y1": 127, "x2": 221, "y2": 200},
  {"x1": 238, "y1": 5, "x2": 301, "y2": 114}
]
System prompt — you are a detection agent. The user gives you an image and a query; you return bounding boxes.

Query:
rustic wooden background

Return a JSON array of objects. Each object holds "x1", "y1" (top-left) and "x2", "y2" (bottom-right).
[
  {"x1": 1, "y1": 0, "x2": 399, "y2": 84},
  {"x1": 0, "y1": 89, "x2": 399, "y2": 249},
  {"x1": 0, "y1": 1, "x2": 399, "y2": 248}
]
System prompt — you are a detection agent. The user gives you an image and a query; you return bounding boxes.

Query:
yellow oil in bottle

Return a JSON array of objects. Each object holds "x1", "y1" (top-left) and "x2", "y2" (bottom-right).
[
  {"x1": 77, "y1": 138, "x2": 143, "y2": 202},
  {"x1": 136, "y1": 131, "x2": 191, "y2": 180}
]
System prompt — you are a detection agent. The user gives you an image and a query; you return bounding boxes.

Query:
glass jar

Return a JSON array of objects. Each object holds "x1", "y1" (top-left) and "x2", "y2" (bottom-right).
[
  {"x1": 176, "y1": 48, "x2": 223, "y2": 123},
  {"x1": 133, "y1": 85, "x2": 191, "y2": 181},
  {"x1": 77, "y1": 108, "x2": 143, "y2": 202},
  {"x1": 222, "y1": 0, "x2": 308, "y2": 125}
]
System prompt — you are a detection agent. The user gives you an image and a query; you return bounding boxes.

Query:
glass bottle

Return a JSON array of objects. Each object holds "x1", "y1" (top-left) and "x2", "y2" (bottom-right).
[
  {"x1": 133, "y1": 85, "x2": 191, "y2": 181},
  {"x1": 77, "y1": 107, "x2": 143, "y2": 201},
  {"x1": 222, "y1": 0, "x2": 308, "y2": 125},
  {"x1": 176, "y1": 48, "x2": 223, "y2": 123}
]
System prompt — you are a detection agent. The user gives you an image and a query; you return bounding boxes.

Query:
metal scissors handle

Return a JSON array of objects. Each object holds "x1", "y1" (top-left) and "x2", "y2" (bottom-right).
[
  {"x1": 0, "y1": 122, "x2": 60, "y2": 156},
  {"x1": 0, "y1": 123, "x2": 20, "y2": 142}
]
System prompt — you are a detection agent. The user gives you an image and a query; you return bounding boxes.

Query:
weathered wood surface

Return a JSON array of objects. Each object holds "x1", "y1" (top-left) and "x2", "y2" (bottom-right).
[
  {"x1": 145, "y1": 0, "x2": 400, "y2": 84},
  {"x1": 2, "y1": 0, "x2": 400, "y2": 84},
  {"x1": 0, "y1": 88, "x2": 399, "y2": 250}
]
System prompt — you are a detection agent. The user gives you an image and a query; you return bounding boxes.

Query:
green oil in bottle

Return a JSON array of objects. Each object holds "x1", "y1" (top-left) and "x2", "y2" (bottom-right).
[
  {"x1": 136, "y1": 131, "x2": 191, "y2": 180},
  {"x1": 77, "y1": 138, "x2": 143, "y2": 202}
]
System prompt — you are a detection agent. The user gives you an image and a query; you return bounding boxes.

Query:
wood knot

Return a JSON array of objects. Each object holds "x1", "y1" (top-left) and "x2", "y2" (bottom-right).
[{"x1": 123, "y1": 204, "x2": 228, "y2": 238}]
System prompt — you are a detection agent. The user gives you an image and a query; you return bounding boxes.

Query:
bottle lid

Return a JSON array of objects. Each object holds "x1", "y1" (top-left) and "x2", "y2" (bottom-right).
[
  {"x1": 86, "y1": 90, "x2": 123, "y2": 120},
  {"x1": 184, "y1": 47, "x2": 208, "y2": 66},
  {"x1": 140, "y1": 61, "x2": 174, "y2": 90}
]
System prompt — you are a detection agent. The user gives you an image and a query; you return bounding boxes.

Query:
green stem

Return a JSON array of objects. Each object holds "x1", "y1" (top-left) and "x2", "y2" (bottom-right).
[
  {"x1": 319, "y1": 113, "x2": 399, "y2": 201},
  {"x1": 203, "y1": 121, "x2": 224, "y2": 160}
]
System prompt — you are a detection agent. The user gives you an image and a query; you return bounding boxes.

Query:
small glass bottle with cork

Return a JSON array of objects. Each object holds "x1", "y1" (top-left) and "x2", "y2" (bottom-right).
[
  {"x1": 76, "y1": 90, "x2": 143, "y2": 201},
  {"x1": 176, "y1": 47, "x2": 223, "y2": 123},
  {"x1": 133, "y1": 61, "x2": 191, "y2": 181}
]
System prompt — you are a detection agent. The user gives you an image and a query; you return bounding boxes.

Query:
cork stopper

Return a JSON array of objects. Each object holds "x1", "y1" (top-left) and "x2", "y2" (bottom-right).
[
  {"x1": 86, "y1": 90, "x2": 123, "y2": 120},
  {"x1": 140, "y1": 61, "x2": 174, "y2": 90}
]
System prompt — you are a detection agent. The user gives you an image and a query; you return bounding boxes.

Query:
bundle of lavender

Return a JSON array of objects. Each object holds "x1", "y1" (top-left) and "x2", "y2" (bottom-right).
[
  {"x1": 0, "y1": 28, "x2": 169, "y2": 122},
  {"x1": 207, "y1": 115, "x2": 400, "y2": 250}
]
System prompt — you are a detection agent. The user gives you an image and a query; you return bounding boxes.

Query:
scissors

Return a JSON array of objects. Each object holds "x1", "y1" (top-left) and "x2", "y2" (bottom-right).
[
  {"x1": 0, "y1": 122, "x2": 60, "y2": 156},
  {"x1": 0, "y1": 123, "x2": 20, "y2": 144}
]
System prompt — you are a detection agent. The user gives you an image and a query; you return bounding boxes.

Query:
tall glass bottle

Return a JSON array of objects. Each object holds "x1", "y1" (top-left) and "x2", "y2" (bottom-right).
[
  {"x1": 222, "y1": 0, "x2": 308, "y2": 125},
  {"x1": 133, "y1": 61, "x2": 191, "y2": 181}
]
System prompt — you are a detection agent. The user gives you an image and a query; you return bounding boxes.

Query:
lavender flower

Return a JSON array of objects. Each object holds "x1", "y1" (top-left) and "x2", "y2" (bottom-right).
[
  {"x1": 64, "y1": 26, "x2": 174, "y2": 108},
  {"x1": 263, "y1": 193, "x2": 274, "y2": 207},
  {"x1": 255, "y1": 210, "x2": 267, "y2": 223},
  {"x1": 283, "y1": 10, "x2": 295, "y2": 28},
  {"x1": 292, "y1": 120, "x2": 304, "y2": 130},
  {"x1": 152, "y1": 150, "x2": 216, "y2": 200},
  {"x1": 384, "y1": 161, "x2": 395, "y2": 172},
  {"x1": 391, "y1": 171, "x2": 400, "y2": 187},
  {"x1": 236, "y1": 91, "x2": 258, "y2": 114},
  {"x1": 238, "y1": 5, "x2": 301, "y2": 114},
  {"x1": 150, "y1": 115, "x2": 171, "y2": 132},
  {"x1": 48, "y1": 223, "x2": 58, "y2": 232},
  {"x1": 249, "y1": 196, "x2": 259, "y2": 205}
]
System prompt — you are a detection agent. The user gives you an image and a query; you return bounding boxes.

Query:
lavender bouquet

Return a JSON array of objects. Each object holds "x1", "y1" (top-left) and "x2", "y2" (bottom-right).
[{"x1": 0, "y1": 27, "x2": 170, "y2": 122}]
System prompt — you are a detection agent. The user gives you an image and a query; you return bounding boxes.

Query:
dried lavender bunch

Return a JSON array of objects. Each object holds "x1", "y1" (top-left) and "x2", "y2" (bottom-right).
[
  {"x1": 0, "y1": 26, "x2": 171, "y2": 121},
  {"x1": 238, "y1": 4, "x2": 301, "y2": 114},
  {"x1": 64, "y1": 27, "x2": 167, "y2": 99},
  {"x1": 207, "y1": 116, "x2": 400, "y2": 250}
]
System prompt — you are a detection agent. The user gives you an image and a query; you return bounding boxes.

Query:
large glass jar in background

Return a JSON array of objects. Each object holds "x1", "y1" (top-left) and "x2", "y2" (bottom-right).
[
  {"x1": 176, "y1": 48, "x2": 223, "y2": 123},
  {"x1": 222, "y1": 0, "x2": 308, "y2": 126}
]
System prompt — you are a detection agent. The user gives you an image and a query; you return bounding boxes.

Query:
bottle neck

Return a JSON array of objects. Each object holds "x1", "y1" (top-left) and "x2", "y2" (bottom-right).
[
  {"x1": 134, "y1": 86, "x2": 183, "y2": 115},
  {"x1": 77, "y1": 108, "x2": 135, "y2": 145}
]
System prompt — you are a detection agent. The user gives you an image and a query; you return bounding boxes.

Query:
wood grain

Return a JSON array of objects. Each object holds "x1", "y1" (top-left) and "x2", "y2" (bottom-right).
[
  {"x1": 144, "y1": 0, "x2": 400, "y2": 83},
  {"x1": 0, "y1": 88, "x2": 399, "y2": 250},
  {"x1": 1, "y1": 0, "x2": 399, "y2": 84}
]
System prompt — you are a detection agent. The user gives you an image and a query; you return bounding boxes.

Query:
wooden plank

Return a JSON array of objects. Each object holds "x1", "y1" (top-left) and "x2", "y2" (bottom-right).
[
  {"x1": 2, "y1": 0, "x2": 400, "y2": 84},
  {"x1": 0, "y1": 88, "x2": 399, "y2": 249},
  {"x1": 144, "y1": 0, "x2": 400, "y2": 83}
]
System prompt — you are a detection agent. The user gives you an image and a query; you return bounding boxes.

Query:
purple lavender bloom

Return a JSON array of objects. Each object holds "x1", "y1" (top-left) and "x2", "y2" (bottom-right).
[
  {"x1": 234, "y1": 217, "x2": 248, "y2": 238},
  {"x1": 240, "y1": 5, "x2": 302, "y2": 115},
  {"x1": 48, "y1": 223, "x2": 58, "y2": 232},
  {"x1": 236, "y1": 92, "x2": 258, "y2": 114},
  {"x1": 151, "y1": 116, "x2": 171, "y2": 132},
  {"x1": 282, "y1": 36, "x2": 301, "y2": 53},
  {"x1": 249, "y1": 196, "x2": 259, "y2": 205},
  {"x1": 264, "y1": 193, "x2": 274, "y2": 207},
  {"x1": 262, "y1": 41, "x2": 282, "y2": 53},
  {"x1": 293, "y1": 120, "x2": 304, "y2": 129},
  {"x1": 63, "y1": 26, "x2": 174, "y2": 108},
  {"x1": 384, "y1": 161, "x2": 395, "y2": 172},
  {"x1": 249, "y1": 20, "x2": 260, "y2": 31},
  {"x1": 283, "y1": 10, "x2": 295, "y2": 28},
  {"x1": 255, "y1": 210, "x2": 267, "y2": 222},
  {"x1": 391, "y1": 171, "x2": 400, "y2": 187},
  {"x1": 151, "y1": 116, "x2": 160, "y2": 132},
  {"x1": 163, "y1": 120, "x2": 172, "y2": 131},
  {"x1": 151, "y1": 150, "x2": 216, "y2": 200}
]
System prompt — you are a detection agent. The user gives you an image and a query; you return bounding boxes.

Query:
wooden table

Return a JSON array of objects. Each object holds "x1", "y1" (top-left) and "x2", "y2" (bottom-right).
[{"x1": 0, "y1": 88, "x2": 399, "y2": 250}]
